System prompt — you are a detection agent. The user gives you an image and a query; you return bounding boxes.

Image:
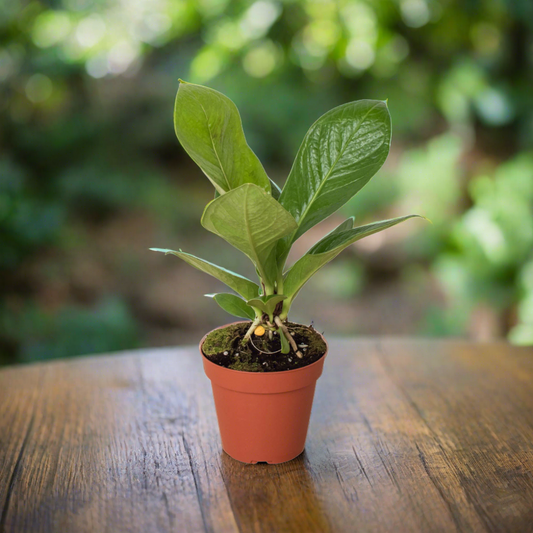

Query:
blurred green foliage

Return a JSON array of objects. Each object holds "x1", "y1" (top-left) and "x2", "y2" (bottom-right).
[
  {"x1": 1, "y1": 0, "x2": 532, "y2": 364},
  {"x1": 0, "y1": 297, "x2": 139, "y2": 362}
]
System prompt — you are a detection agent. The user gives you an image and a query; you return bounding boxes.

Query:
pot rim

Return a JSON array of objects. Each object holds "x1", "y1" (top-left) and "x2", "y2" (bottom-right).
[{"x1": 199, "y1": 321, "x2": 328, "y2": 376}]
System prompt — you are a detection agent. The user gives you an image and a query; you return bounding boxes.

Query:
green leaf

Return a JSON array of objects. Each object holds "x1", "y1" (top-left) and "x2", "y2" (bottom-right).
[
  {"x1": 278, "y1": 100, "x2": 392, "y2": 257},
  {"x1": 247, "y1": 294, "x2": 287, "y2": 317},
  {"x1": 326, "y1": 216, "x2": 355, "y2": 236},
  {"x1": 206, "y1": 293, "x2": 255, "y2": 320},
  {"x1": 214, "y1": 176, "x2": 281, "y2": 199},
  {"x1": 201, "y1": 183, "x2": 298, "y2": 286},
  {"x1": 174, "y1": 80, "x2": 270, "y2": 195},
  {"x1": 283, "y1": 215, "x2": 424, "y2": 301},
  {"x1": 149, "y1": 248, "x2": 259, "y2": 300},
  {"x1": 279, "y1": 329, "x2": 290, "y2": 354}
]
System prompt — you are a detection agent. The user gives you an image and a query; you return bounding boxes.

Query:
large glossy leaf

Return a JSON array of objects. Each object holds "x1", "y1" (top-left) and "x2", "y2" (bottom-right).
[
  {"x1": 278, "y1": 100, "x2": 392, "y2": 257},
  {"x1": 283, "y1": 215, "x2": 423, "y2": 302},
  {"x1": 206, "y1": 293, "x2": 255, "y2": 320},
  {"x1": 174, "y1": 80, "x2": 270, "y2": 195},
  {"x1": 149, "y1": 248, "x2": 259, "y2": 300},
  {"x1": 201, "y1": 183, "x2": 297, "y2": 286}
]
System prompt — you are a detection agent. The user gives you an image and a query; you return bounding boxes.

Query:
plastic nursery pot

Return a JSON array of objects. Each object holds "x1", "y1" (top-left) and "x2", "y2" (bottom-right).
[{"x1": 200, "y1": 323, "x2": 327, "y2": 464}]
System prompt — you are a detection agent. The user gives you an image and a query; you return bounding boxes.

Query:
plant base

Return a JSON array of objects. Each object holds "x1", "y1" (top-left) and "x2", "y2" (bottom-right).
[{"x1": 201, "y1": 324, "x2": 327, "y2": 464}]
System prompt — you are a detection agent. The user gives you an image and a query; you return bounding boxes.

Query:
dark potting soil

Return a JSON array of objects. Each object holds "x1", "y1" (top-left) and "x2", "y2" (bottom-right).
[{"x1": 201, "y1": 321, "x2": 327, "y2": 372}]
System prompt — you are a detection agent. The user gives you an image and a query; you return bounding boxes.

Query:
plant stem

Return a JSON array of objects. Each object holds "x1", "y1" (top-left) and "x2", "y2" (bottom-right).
[
  {"x1": 244, "y1": 316, "x2": 262, "y2": 341},
  {"x1": 263, "y1": 280, "x2": 275, "y2": 296},
  {"x1": 274, "y1": 316, "x2": 303, "y2": 358},
  {"x1": 276, "y1": 267, "x2": 284, "y2": 296},
  {"x1": 266, "y1": 320, "x2": 274, "y2": 340},
  {"x1": 279, "y1": 299, "x2": 290, "y2": 321}
]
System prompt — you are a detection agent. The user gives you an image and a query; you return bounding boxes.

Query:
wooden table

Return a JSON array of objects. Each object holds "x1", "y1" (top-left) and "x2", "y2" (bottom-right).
[{"x1": 1, "y1": 339, "x2": 533, "y2": 532}]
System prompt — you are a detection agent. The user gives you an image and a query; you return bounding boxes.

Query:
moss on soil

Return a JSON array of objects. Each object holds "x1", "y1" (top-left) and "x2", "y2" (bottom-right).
[{"x1": 202, "y1": 325, "x2": 238, "y2": 356}]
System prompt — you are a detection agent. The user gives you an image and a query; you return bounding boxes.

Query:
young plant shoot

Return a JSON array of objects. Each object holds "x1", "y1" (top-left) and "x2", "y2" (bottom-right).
[{"x1": 151, "y1": 80, "x2": 424, "y2": 361}]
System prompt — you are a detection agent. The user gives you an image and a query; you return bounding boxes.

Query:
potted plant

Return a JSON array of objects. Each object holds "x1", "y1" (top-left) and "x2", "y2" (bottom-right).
[{"x1": 151, "y1": 80, "x2": 424, "y2": 464}]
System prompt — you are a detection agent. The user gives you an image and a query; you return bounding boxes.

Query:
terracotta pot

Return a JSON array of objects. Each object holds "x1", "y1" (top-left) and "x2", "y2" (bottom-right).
[{"x1": 200, "y1": 323, "x2": 327, "y2": 464}]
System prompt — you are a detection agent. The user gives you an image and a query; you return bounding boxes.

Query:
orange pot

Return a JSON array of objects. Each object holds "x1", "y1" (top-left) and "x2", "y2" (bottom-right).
[{"x1": 200, "y1": 324, "x2": 327, "y2": 464}]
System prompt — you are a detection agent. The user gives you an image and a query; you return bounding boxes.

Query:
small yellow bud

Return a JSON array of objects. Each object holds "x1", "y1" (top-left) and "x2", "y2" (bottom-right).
[{"x1": 254, "y1": 325, "x2": 266, "y2": 336}]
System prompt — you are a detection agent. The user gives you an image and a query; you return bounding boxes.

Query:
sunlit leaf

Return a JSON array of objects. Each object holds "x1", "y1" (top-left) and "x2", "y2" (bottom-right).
[
  {"x1": 174, "y1": 80, "x2": 270, "y2": 194},
  {"x1": 201, "y1": 183, "x2": 297, "y2": 286}
]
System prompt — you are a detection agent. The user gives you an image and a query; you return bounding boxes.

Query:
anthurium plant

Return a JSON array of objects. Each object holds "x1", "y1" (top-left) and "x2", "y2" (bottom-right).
[{"x1": 152, "y1": 80, "x2": 424, "y2": 359}]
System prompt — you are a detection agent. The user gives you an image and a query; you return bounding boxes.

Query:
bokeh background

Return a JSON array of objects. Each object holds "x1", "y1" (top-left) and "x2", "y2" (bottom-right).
[{"x1": 1, "y1": 0, "x2": 532, "y2": 365}]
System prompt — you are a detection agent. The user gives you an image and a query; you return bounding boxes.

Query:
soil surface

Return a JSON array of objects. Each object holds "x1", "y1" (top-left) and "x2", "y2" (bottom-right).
[{"x1": 201, "y1": 321, "x2": 327, "y2": 372}]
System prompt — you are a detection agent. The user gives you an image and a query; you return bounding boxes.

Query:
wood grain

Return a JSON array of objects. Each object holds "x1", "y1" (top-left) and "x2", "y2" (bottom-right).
[{"x1": 1, "y1": 339, "x2": 533, "y2": 532}]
